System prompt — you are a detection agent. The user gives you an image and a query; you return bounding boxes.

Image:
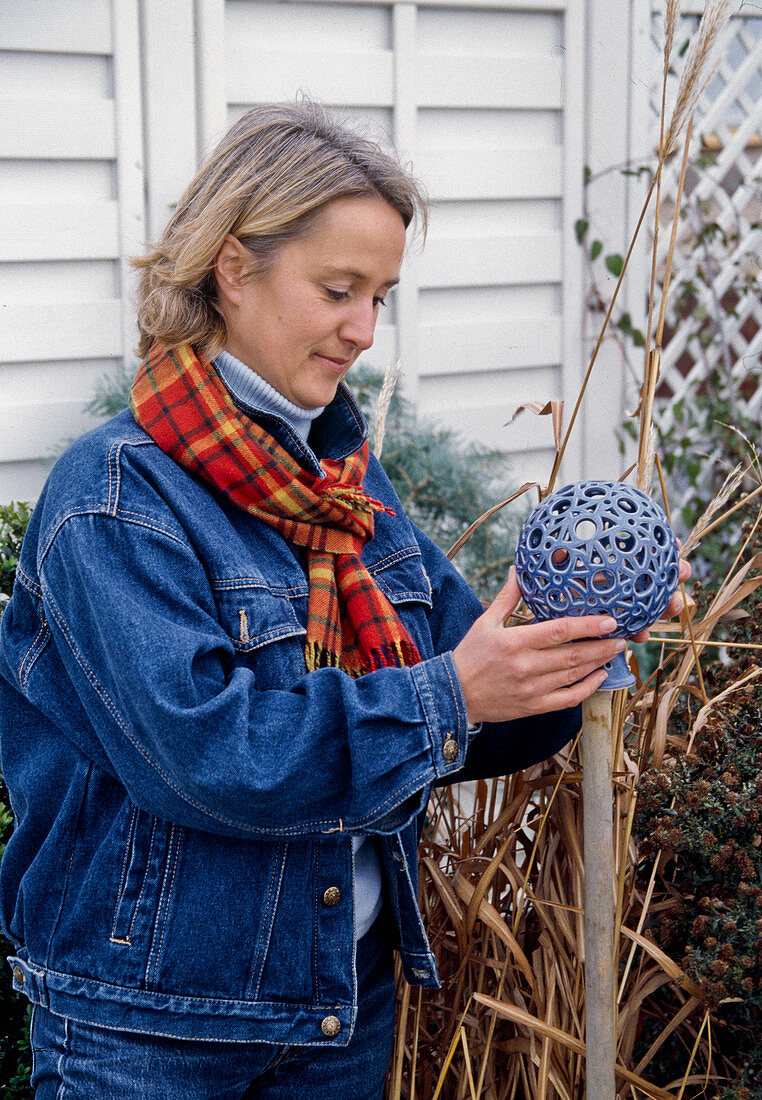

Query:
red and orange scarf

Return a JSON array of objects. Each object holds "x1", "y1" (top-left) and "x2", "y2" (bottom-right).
[{"x1": 130, "y1": 342, "x2": 421, "y2": 677}]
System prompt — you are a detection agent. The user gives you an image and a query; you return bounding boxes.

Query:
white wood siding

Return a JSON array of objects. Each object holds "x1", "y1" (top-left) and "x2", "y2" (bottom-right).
[
  {"x1": 0, "y1": 0, "x2": 145, "y2": 502},
  {"x1": 0, "y1": 0, "x2": 599, "y2": 503}
]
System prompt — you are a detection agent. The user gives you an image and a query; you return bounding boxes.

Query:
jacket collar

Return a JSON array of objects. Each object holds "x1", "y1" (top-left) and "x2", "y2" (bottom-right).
[{"x1": 224, "y1": 380, "x2": 369, "y2": 477}]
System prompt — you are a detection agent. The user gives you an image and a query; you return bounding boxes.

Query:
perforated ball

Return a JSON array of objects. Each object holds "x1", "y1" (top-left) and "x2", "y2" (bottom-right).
[{"x1": 515, "y1": 481, "x2": 680, "y2": 638}]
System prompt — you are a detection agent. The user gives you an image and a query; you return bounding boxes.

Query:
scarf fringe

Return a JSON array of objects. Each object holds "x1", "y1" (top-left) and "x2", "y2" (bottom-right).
[{"x1": 305, "y1": 639, "x2": 419, "y2": 677}]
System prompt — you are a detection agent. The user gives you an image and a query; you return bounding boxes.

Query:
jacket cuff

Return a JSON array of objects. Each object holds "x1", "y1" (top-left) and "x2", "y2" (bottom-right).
[{"x1": 411, "y1": 653, "x2": 469, "y2": 780}]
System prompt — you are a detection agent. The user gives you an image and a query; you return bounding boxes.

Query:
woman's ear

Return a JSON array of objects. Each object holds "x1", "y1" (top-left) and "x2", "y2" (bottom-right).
[{"x1": 214, "y1": 235, "x2": 250, "y2": 306}]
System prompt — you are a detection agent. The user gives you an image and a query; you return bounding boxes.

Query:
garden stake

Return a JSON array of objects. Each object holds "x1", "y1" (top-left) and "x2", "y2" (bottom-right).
[{"x1": 582, "y1": 688, "x2": 617, "y2": 1100}]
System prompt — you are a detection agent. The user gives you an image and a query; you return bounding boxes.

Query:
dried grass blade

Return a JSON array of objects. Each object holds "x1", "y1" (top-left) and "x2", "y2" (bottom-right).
[
  {"x1": 422, "y1": 857, "x2": 468, "y2": 957},
  {"x1": 452, "y1": 873, "x2": 536, "y2": 990},
  {"x1": 462, "y1": 838, "x2": 511, "y2": 942},
  {"x1": 619, "y1": 927, "x2": 698, "y2": 990},
  {"x1": 674, "y1": 1010, "x2": 712, "y2": 1100},
  {"x1": 473, "y1": 994, "x2": 680, "y2": 1099},
  {"x1": 505, "y1": 400, "x2": 564, "y2": 453},
  {"x1": 447, "y1": 483, "x2": 539, "y2": 560},
  {"x1": 651, "y1": 683, "x2": 705, "y2": 768},
  {"x1": 634, "y1": 996, "x2": 705, "y2": 1076},
  {"x1": 390, "y1": 976, "x2": 411, "y2": 1099},
  {"x1": 688, "y1": 665, "x2": 762, "y2": 750},
  {"x1": 459, "y1": 1027, "x2": 478, "y2": 1100}
]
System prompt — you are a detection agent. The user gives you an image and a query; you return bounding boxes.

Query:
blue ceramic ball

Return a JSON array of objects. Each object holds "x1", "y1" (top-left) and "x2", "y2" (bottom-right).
[{"x1": 515, "y1": 481, "x2": 680, "y2": 688}]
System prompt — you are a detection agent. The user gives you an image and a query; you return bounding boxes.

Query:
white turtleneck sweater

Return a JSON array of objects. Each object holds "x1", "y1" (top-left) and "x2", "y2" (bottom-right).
[{"x1": 213, "y1": 350, "x2": 384, "y2": 941}]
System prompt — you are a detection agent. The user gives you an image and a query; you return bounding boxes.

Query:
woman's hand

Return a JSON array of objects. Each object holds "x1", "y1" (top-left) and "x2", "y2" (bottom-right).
[{"x1": 453, "y1": 568, "x2": 624, "y2": 725}]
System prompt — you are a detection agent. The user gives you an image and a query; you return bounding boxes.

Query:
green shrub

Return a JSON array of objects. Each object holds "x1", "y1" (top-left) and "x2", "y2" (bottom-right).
[{"x1": 633, "y1": 530, "x2": 762, "y2": 1097}]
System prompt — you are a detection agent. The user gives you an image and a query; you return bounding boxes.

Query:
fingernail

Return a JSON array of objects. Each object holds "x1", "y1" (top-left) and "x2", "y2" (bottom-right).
[
  {"x1": 615, "y1": 639, "x2": 626, "y2": 652},
  {"x1": 601, "y1": 617, "x2": 617, "y2": 632}
]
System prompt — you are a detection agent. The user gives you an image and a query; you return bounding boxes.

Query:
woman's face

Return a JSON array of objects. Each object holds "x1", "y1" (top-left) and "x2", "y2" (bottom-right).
[{"x1": 215, "y1": 195, "x2": 407, "y2": 409}]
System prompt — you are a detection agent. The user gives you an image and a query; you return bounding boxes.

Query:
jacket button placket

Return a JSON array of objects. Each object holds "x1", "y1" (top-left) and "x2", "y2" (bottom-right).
[{"x1": 314, "y1": 837, "x2": 353, "y2": 1012}]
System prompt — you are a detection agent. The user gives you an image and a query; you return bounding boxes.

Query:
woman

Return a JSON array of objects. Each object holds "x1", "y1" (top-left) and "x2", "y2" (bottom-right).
[{"x1": 0, "y1": 102, "x2": 687, "y2": 1098}]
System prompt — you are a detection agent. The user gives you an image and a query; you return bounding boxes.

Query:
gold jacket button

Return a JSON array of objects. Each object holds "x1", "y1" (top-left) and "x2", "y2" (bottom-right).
[
  {"x1": 12, "y1": 966, "x2": 24, "y2": 985},
  {"x1": 321, "y1": 1015, "x2": 341, "y2": 1038},
  {"x1": 322, "y1": 886, "x2": 341, "y2": 907},
  {"x1": 442, "y1": 737, "x2": 459, "y2": 762}
]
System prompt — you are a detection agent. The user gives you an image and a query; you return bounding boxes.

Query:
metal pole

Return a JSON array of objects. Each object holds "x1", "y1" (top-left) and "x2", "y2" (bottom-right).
[{"x1": 582, "y1": 690, "x2": 617, "y2": 1099}]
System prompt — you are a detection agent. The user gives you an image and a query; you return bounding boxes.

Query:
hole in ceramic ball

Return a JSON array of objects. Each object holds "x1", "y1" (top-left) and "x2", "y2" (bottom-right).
[
  {"x1": 584, "y1": 485, "x2": 606, "y2": 498},
  {"x1": 592, "y1": 570, "x2": 615, "y2": 592},
  {"x1": 528, "y1": 527, "x2": 543, "y2": 549},
  {"x1": 634, "y1": 574, "x2": 653, "y2": 594},
  {"x1": 575, "y1": 519, "x2": 597, "y2": 540},
  {"x1": 653, "y1": 525, "x2": 667, "y2": 546},
  {"x1": 549, "y1": 498, "x2": 570, "y2": 515},
  {"x1": 551, "y1": 548, "x2": 570, "y2": 568},
  {"x1": 547, "y1": 590, "x2": 569, "y2": 610},
  {"x1": 618, "y1": 498, "x2": 638, "y2": 514},
  {"x1": 616, "y1": 532, "x2": 636, "y2": 552}
]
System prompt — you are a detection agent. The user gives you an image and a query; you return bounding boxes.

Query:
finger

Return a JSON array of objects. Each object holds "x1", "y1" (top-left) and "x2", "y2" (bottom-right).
[
  {"x1": 535, "y1": 636, "x2": 626, "y2": 675},
  {"x1": 486, "y1": 566, "x2": 522, "y2": 624},
  {"x1": 527, "y1": 612, "x2": 619, "y2": 649},
  {"x1": 530, "y1": 666, "x2": 611, "y2": 712},
  {"x1": 678, "y1": 558, "x2": 691, "y2": 582}
]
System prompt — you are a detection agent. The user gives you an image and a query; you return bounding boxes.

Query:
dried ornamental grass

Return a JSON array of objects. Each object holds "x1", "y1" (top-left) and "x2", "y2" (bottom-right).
[{"x1": 387, "y1": 1, "x2": 755, "y2": 1096}]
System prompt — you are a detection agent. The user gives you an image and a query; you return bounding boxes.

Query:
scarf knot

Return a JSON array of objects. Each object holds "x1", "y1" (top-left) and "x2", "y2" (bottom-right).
[{"x1": 130, "y1": 343, "x2": 422, "y2": 676}]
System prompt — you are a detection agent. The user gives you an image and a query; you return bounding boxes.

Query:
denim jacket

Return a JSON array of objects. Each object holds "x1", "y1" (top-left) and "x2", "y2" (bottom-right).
[{"x1": 0, "y1": 385, "x2": 579, "y2": 1045}]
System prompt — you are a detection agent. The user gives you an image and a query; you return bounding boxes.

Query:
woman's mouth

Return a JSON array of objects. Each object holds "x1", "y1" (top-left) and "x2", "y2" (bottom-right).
[{"x1": 314, "y1": 353, "x2": 350, "y2": 372}]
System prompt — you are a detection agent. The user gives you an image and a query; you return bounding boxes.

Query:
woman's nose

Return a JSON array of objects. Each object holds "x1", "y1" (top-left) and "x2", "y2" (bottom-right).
[{"x1": 339, "y1": 303, "x2": 376, "y2": 350}]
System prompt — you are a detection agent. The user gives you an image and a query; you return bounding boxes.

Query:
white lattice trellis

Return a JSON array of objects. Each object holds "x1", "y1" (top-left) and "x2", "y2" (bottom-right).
[{"x1": 649, "y1": 7, "x2": 762, "y2": 430}]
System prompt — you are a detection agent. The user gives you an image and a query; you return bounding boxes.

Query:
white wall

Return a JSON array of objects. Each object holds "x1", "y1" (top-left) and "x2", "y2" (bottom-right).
[{"x1": 0, "y1": 0, "x2": 609, "y2": 505}]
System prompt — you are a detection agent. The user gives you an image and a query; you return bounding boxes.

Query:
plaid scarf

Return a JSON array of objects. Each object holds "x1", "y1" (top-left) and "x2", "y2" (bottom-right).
[{"x1": 130, "y1": 343, "x2": 422, "y2": 677}]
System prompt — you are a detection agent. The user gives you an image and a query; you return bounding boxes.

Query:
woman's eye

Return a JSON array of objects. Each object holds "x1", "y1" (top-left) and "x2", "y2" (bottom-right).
[
  {"x1": 373, "y1": 297, "x2": 387, "y2": 309},
  {"x1": 325, "y1": 288, "x2": 349, "y2": 302}
]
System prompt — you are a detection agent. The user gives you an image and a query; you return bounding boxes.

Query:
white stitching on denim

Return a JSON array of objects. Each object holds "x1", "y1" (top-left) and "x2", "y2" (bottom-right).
[
  {"x1": 212, "y1": 578, "x2": 309, "y2": 597},
  {"x1": 28, "y1": 959, "x2": 358, "y2": 1025},
  {"x1": 126, "y1": 816, "x2": 158, "y2": 942},
  {"x1": 367, "y1": 546, "x2": 420, "y2": 572},
  {"x1": 246, "y1": 841, "x2": 288, "y2": 1001},
  {"x1": 19, "y1": 600, "x2": 50, "y2": 690},
  {"x1": 39, "y1": 510, "x2": 187, "y2": 567},
  {"x1": 106, "y1": 442, "x2": 116, "y2": 514},
  {"x1": 312, "y1": 843, "x2": 321, "y2": 1000},
  {"x1": 147, "y1": 825, "x2": 181, "y2": 987},
  {"x1": 110, "y1": 806, "x2": 138, "y2": 941},
  {"x1": 113, "y1": 510, "x2": 187, "y2": 543},
  {"x1": 15, "y1": 564, "x2": 42, "y2": 597},
  {"x1": 443, "y1": 657, "x2": 465, "y2": 733}
]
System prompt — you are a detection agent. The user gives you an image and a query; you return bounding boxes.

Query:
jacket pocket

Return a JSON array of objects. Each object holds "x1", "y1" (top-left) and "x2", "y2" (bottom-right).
[
  {"x1": 110, "y1": 805, "x2": 166, "y2": 947},
  {"x1": 212, "y1": 578, "x2": 308, "y2": 686}
]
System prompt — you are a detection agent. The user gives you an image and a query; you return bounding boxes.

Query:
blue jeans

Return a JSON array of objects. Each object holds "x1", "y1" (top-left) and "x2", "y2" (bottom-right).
[{"x1": 29, "y1": 916, "x2": 395, "y2": 1099}]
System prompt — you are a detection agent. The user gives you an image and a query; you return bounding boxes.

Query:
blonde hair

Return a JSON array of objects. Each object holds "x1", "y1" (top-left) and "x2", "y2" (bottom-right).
[{"x1": 133, "y1": 100, "x2": 427, "y2": 357}]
